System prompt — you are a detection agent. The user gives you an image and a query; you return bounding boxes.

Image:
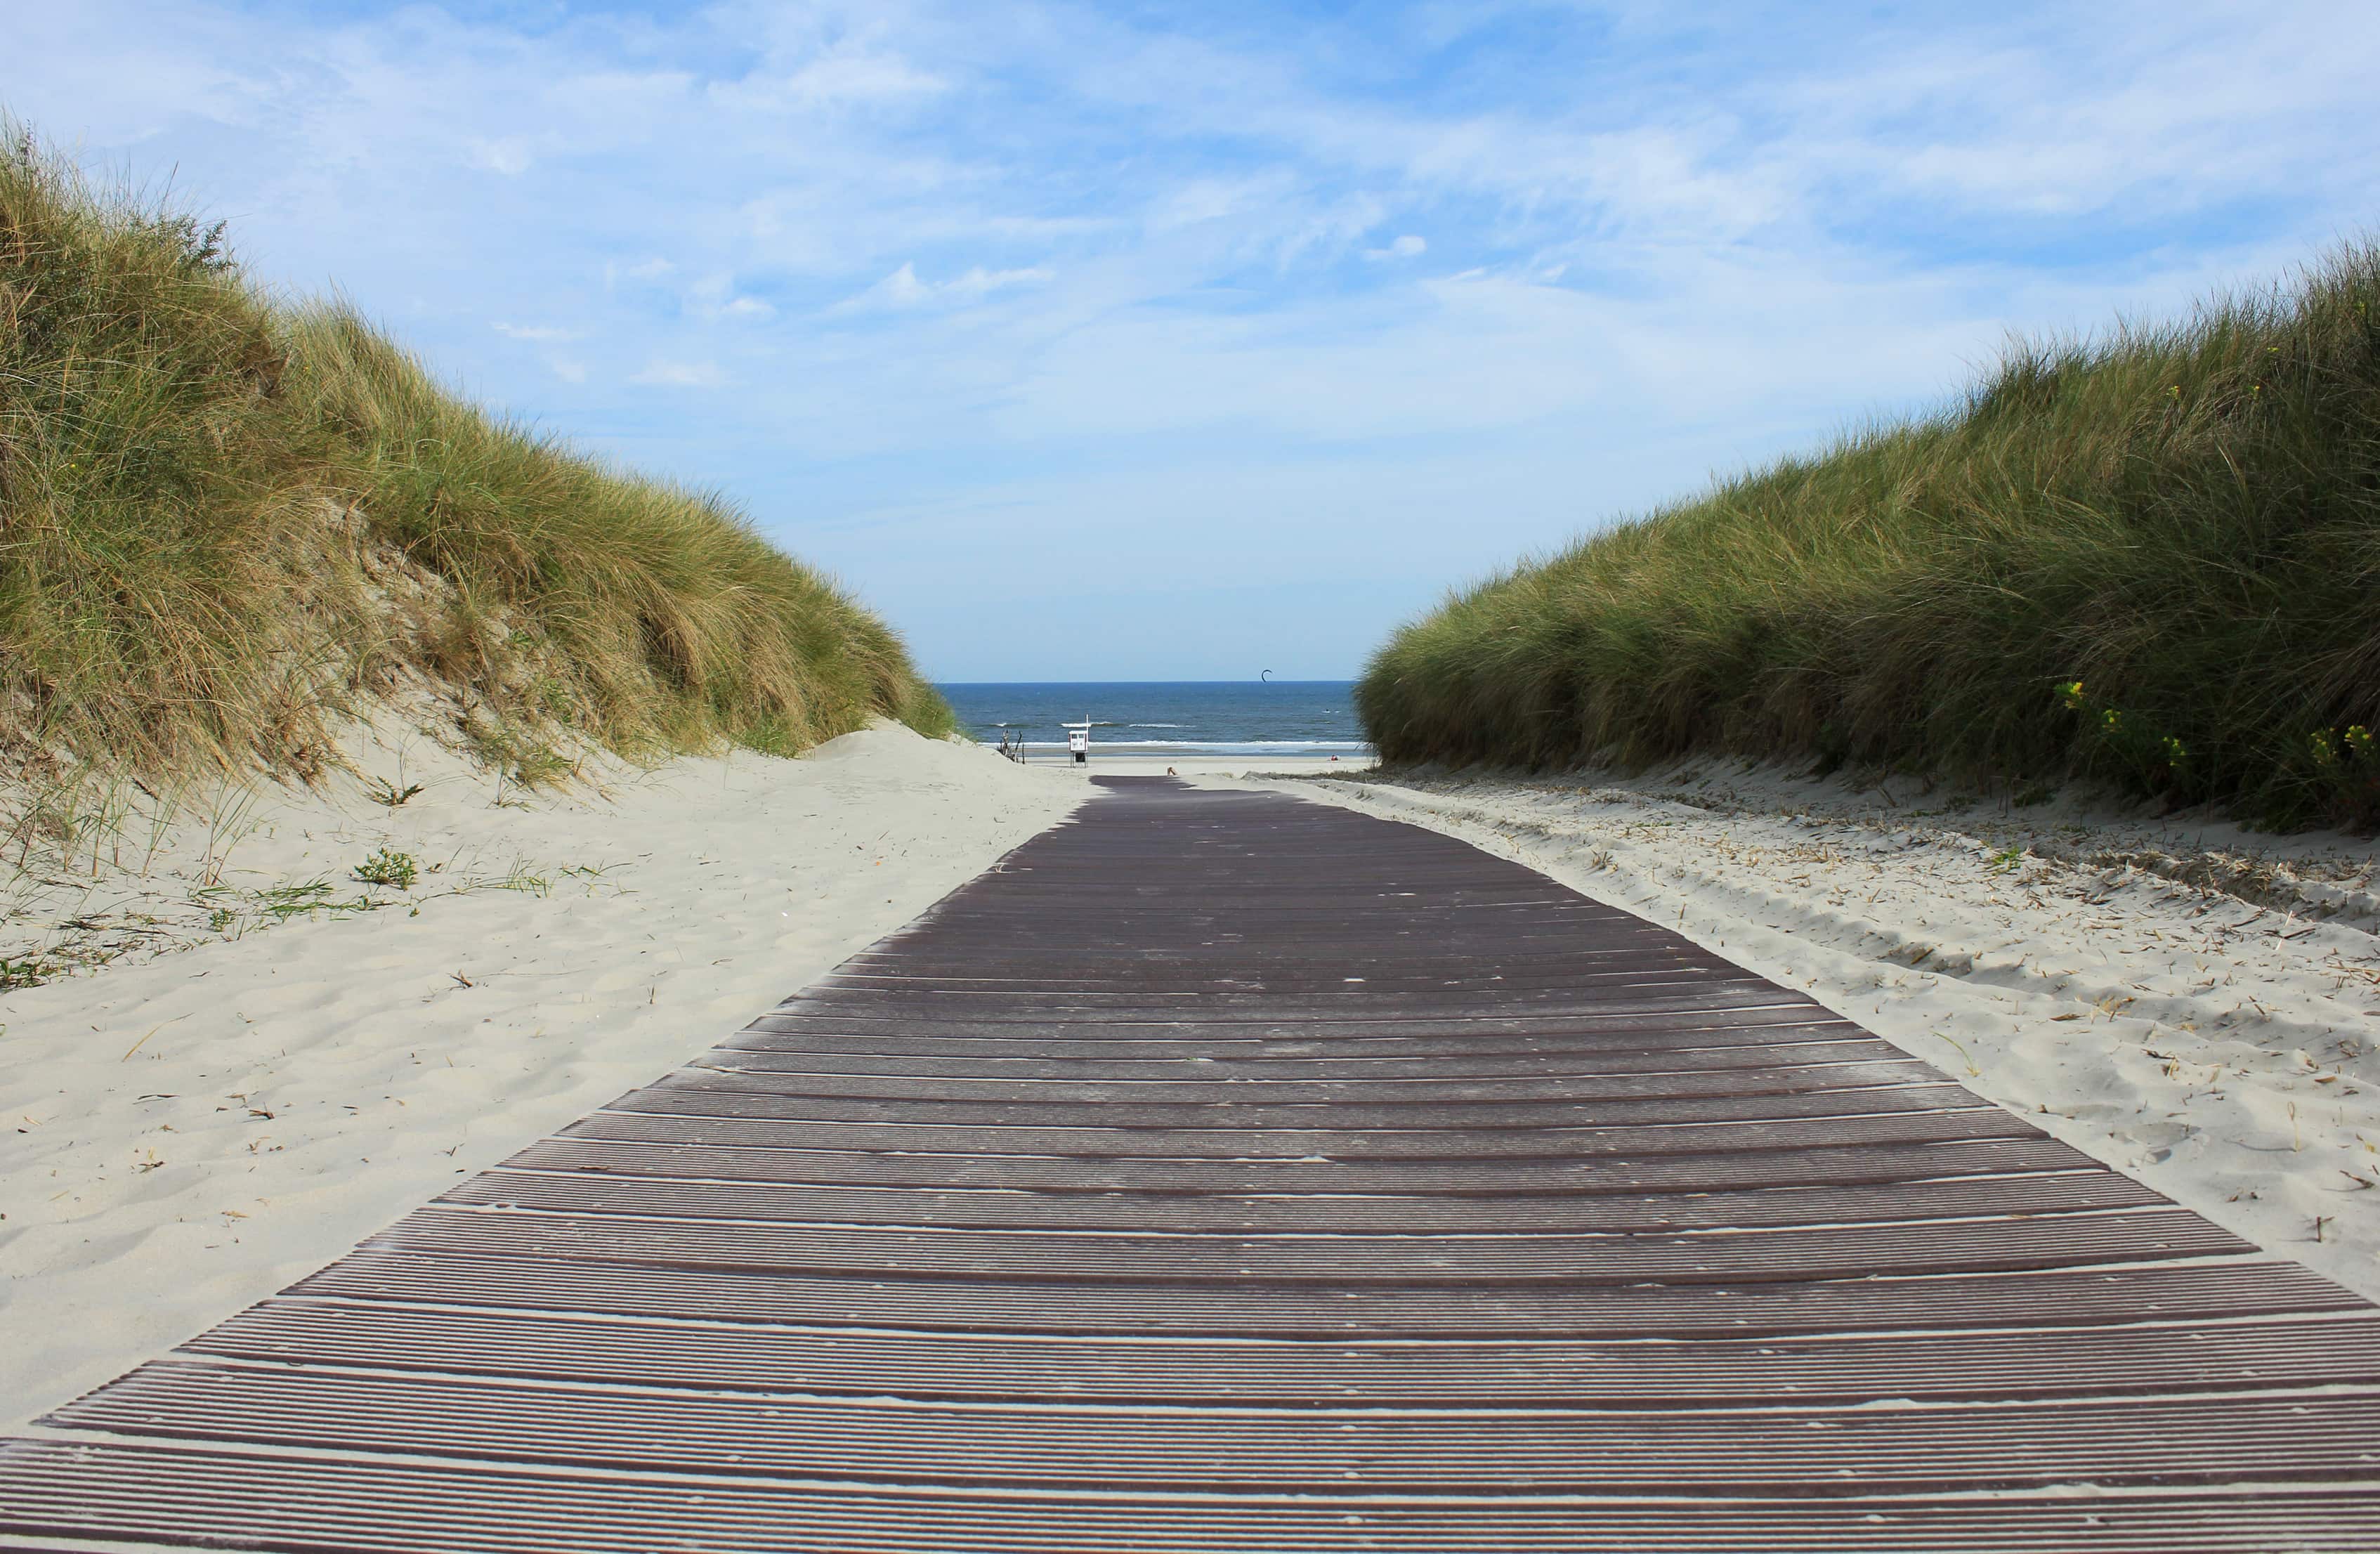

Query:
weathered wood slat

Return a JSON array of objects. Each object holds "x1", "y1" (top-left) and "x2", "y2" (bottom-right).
[{"x1": 7, "y1": 1442, "x2": 2379, "y2": 1553}]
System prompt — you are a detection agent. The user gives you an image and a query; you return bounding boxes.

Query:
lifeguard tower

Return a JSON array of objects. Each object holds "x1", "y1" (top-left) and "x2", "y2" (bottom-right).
[{"x1": 1064, "y1": 718, "x2": 1091, "y2": 765}]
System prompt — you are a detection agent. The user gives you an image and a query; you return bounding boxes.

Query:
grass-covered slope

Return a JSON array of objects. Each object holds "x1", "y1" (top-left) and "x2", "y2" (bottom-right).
[
  {"x1": 0, "y1": 129, "x2": 950, "y2": 784},
  {"x1": 1358, "y1": 244, "x2": 2380, "y2": 827}
]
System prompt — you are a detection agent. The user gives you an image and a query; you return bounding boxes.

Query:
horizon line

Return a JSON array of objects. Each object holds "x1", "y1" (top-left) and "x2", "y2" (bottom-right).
[{"x1": 935, "y1": 677, "x2": 1356, "y2": 685}]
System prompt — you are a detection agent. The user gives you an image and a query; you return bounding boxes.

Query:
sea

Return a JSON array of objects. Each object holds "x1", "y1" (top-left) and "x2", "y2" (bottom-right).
[{"x1": 937, "y1": 681, "x2": 1371, "y2": 759}]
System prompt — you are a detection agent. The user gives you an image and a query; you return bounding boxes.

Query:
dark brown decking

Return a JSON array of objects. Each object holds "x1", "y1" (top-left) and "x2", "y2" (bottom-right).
[{"x1": 4, "y1": 776, "x2": 2377, "y2": 1550}]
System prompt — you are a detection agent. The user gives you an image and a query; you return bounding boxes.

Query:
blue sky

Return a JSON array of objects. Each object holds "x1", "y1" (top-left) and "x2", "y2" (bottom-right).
[{"x1": 12, "y1": 1, "x2": 2380, "y2": 680}]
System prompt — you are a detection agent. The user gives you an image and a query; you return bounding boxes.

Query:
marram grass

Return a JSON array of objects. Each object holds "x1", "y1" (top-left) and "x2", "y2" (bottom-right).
[
  {"x1": 1357, "y1": 242, "x2": 2380, "y2": 828},
  {"x1": 0, "y1": 126, "x2": 950, "y2": 783}
]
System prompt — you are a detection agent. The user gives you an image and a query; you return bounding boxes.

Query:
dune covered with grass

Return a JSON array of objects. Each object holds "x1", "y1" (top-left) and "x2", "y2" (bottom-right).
[
  {"x1": 1357, "y1": 244, "x2": 2380, "y2": 828},
  {"x1": 0, "y1": 128, "x2": 950, "y2": 791}
]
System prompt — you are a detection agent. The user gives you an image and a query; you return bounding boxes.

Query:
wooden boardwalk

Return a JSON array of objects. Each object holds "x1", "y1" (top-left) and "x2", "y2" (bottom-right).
[{"x1": 5, "y1": 776, "x2": 2378, "y2": 1550}]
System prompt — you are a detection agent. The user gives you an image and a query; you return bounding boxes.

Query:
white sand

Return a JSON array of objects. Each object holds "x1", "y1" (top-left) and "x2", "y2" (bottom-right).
[
  {"x1": 0, "y1": 719, "x2": 1082, "y2": 1425},
  {"x1": 1236, "y1": 762, "x2": 2380, "y2": 1300}
]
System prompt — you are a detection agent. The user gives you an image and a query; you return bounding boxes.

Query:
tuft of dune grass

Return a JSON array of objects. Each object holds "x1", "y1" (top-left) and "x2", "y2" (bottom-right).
[
  {"x1": 1357, "y1": 242, "x2": 2380, "y2": 828},
  {"x1": 0, "y1": 124, "x2": 951, "y2": 785}
]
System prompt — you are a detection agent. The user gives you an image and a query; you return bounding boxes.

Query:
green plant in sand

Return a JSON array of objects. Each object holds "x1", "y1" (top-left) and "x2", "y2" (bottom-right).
[{"x1": 351, "y1": 849, "x2": 418, "y2": 889}]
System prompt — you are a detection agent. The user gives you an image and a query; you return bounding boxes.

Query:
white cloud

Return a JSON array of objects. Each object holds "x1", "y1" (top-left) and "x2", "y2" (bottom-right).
[
  {"x1": 1150, "y1": 176, "x2": 1290, "y2": 232},
  {"x1": 834, "y1": 261, "x2": 1054, "y2": 313},
  {"x1": 714, "y1": 48, "x2": 946, "y2": 112},
  {"x1": 1366, "y1": 234, "x2": 1427, "y2": 260},
  {"x1": 493, "y1": 322, "x2": 584, "y2": 342},
  {"x1": 632, "y1": 360, "x2": 724, "y2": 388},
  {"x1": 468, "y1": 136, "x2": 536, "y2": 176},
  {"x1": 866, "y1": 261, "x2": 933, "y2": 308},
  {"x1": 947, "y1": 266, "x2": 1054, "y2": 301},
  {"x1": 1274, "y1": 192, "x2": 1389, "y2": 268},
  {"x1": 688, "y1": 273, "x2": 779, "y2": 322},
  {"x1": 551, "y1": 360, "x2": 589, "y2": 384}
]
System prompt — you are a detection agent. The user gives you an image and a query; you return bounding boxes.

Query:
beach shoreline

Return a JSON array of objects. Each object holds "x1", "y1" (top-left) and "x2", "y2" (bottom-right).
[{"x1": 991, "y1": 752, "x2": 1378, "y2": 778}]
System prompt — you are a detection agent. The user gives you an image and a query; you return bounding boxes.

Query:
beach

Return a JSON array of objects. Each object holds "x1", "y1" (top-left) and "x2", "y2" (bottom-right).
[
  {"x1": 1244, "y1": 762, "x2": 2380, "y2": 1301},
  {"x1": 13, "y1": 725, "x2": 2379, "y2": 1427},
  {"x1": 0, "y1": 719, "x2": 1082, "y2": 1425}
]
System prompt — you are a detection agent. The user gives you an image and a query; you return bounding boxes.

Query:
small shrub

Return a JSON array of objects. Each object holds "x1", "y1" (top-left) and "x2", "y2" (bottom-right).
[
  {"x1": 351, "y1": 848, "x2": 418, "y2": 889},
  {"x1": 2053, "y1": 681, "x2": 2190, "y2": 798},
  {"x1": 2305, "y1": 724, "x2": 2380, "y2": 829}
]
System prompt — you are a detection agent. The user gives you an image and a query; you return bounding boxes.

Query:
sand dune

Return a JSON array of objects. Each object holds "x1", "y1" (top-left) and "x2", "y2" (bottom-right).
[{"x1": 0, "y1": 720, "x2": 1081, "y2": 1424}]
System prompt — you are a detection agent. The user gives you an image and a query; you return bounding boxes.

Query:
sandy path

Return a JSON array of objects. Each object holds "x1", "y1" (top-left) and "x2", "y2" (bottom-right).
[
  {"x1": 0, "y1": 722, "x2": 1082, "y2": 1423},
  {"x1": 1243, "y1": 764, "x2": 2380, "y2": 1300}
]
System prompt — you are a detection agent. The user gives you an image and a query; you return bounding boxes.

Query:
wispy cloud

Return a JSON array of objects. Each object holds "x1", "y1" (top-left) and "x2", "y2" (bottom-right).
[
  {"x1": 688, "y1": 275, "x2": 778, "y2": 322},
  {"x1": 631, "y1": 360, "x2": 724, "y2": 388},
  {"x1": 468, "y1": 137, "x2": 537, "y2": 177},
  {"x1": 712, "y1": 47, "x2": 946, "y2": 112},
  {"x1": 493, "y1": 322, "x2": 584, "y2": 342},
  {"x1": 835, "y1": 261, "x2": 1055, "y2": 313}
]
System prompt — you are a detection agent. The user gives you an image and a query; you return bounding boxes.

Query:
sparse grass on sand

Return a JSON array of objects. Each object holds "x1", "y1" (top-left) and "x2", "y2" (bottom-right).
[
  {"x1": 0, "y1": 124, "x2": 951, "y2": 793},
  {"x1": 1357, "y1": 242, "x2": 2380, "y2": 828}
]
